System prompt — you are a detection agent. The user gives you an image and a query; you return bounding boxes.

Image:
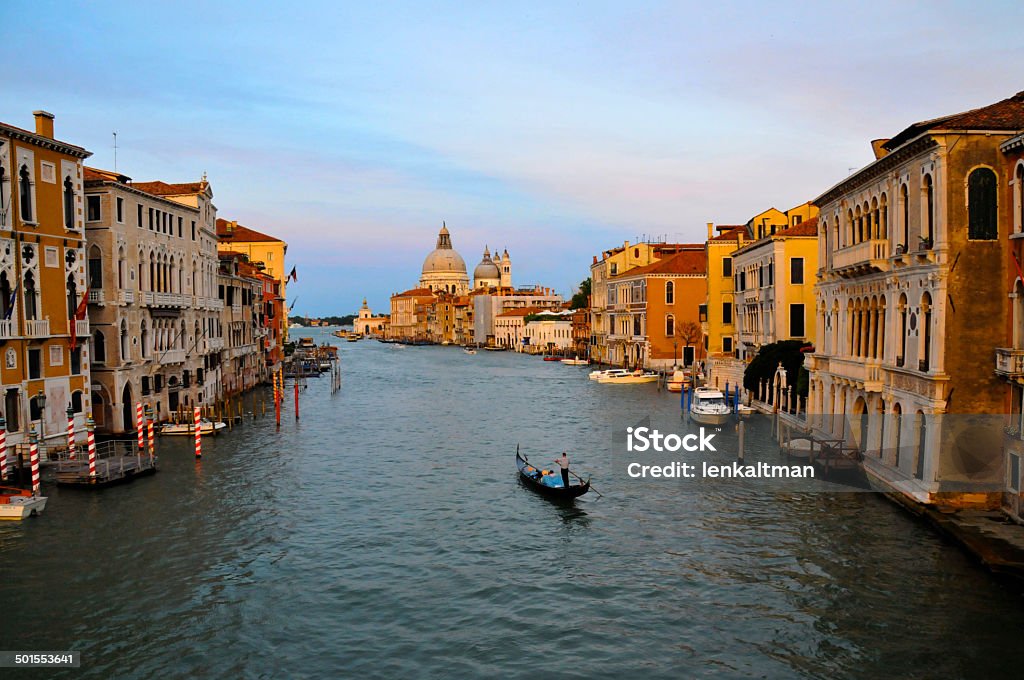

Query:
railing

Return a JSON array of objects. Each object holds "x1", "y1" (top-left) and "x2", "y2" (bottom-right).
[
  {"x1": 0, "y1": 319, "x2": 15, "y2": 339},
  {"x1": 829, "y1": 356, "x2": 883, "y2": 390},
  {"x1": 209, "y1": 337, "x2": 225, "y2": 351},
  {"x1": 832, "y1": 239, "x2": 889, "y2": 272},
  {"x1": 141, "y1": 291, "x2": 155, "y2": 306},
  {"x1": 996, "y1": 348, "x2": 1024, "y2": 378},
  {"x1": 119, "y1": 289, "x2": 135, "y2": 305},
  {"x1": 75, "y1": 319, "x2": 89, "y2": 336},
  {"x1": 25, "y1": 319, "x2": 50, "y2": 337},
  {"x1": 88, "y1": 290, "x2": 105, "y2": 304}
]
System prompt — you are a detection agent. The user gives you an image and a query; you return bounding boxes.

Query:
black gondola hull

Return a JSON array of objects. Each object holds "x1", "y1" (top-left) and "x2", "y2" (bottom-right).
[{"x1": 516, "y1": 451, "x2": 590, "y2": 499}]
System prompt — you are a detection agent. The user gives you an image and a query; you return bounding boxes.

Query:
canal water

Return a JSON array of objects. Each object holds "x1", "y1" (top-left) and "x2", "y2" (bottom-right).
[{"x1": 2, "y1": 330, "x2": 1023, "y2": 679}]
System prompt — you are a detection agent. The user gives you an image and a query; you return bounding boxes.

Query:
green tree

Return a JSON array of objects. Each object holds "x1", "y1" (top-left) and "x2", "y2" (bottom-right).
[
  {"x1": 742, "y1": 340, "x2": 812, "y2": 399},
  {"x1": 570, "y1": 278, "x2": 592, "y2": 310}
]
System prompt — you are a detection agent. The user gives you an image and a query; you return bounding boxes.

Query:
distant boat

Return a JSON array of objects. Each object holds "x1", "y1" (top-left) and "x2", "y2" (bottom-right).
[
  {"x1": 598, "y1": 370, "x2": 659, "y2": 384},
  {"x1": 464, "y1": 348, "x2": 477, "y2": 355},
  {"x1": 516, "y1": 449, "x2": 590, "y2": 500},
  {"x1": 543, "y1": 356, "x2": 561, "y2": 362},
  {"x1": 0, "y1": 487, "x2": 47, "y2": 520},
  {"x1": 561, "y1": 357, "x2": 588, "y2": 366},
  {"x1": 589, "y1": 368, "x2": 630, "y2": 381},
  {"x1": 689, "y1": 387, "x2": 732, "y2": 425},
  {"x1": 666, "y1": 369, "x2": 689, "y2": 392},
  {"x1": 159, "y1": 419, "x2": 227, "y2": 436}
]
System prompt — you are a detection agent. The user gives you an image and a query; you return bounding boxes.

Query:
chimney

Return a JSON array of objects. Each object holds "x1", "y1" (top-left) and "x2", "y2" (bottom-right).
[
  {"x1": 592, "y1": 255, "x2": 598, "y2": 264},
  {"x1": 33, "y1": 110, "x2": 54, "y2": 139},
  {"x1": 706, "y1": 222, "x2": 713, "y2": 240},
  {"x1": 870, "y1": 139, "x2": 890, "y2": 160},
  {"x1": 737, "y1": 231, "x2": 745, "y2": 248},
  {"x1": 228, "y1": 220, "x2": 237, "y2": 234}
]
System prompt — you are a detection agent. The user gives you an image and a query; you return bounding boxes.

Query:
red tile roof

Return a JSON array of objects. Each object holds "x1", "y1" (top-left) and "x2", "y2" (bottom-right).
[
  {"x1": 497, "y1": 306, "x2": 544, "y2": 317},
  {"x1": 84, "y1": 166, "x2": 130, "y2": 183},
  {"x1": 394, "y1": 287, "x2": 436, "y2": 298},
  {"x1": 777, "y1": 216, "x2": 819, "y2": 237},
  {"x1": 885, "y1": 91, "x2": 1024, "y2": 151},
  {"x1": 709, "y1": 226, "x2": 748, "y2": 242},
  {"x1": 133, "y1": 180, "x2": 207, "y2": 197},
  {"x1": 215, "y1": 218, "x2": 282, "y2": 243},
  {"x1": 612, "y1": 250, "x2": 707, "y2": 278}
]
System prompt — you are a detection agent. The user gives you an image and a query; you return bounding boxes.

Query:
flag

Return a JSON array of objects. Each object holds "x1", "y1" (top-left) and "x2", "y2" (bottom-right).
[
  {"x1": 288, "y1": 266, "x2": 297, "y2": 283},
  {"x1": 69, "y1": 288, "x2": 88, "y2": 350},
  {"x1": 4, "y1": 284, "x2": 17, "y2": 320}
]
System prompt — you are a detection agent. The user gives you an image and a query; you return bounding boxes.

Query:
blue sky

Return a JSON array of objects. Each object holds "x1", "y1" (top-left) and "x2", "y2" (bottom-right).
[{"x1": 3, "y1": 1, "x2": 1023, "y2": 315}]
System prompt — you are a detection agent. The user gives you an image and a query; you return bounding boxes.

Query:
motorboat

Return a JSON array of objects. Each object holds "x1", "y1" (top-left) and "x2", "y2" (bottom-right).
[
  {"x1": 589, "y1": 368, "x2": 630, "y2": 381},
  {"x1": 159, "y1": 419, "x2": 228, "y2": 436},
  {"x1": 0, "y1": 487, "x2": 47, "y2": 520},
  {"x1": 689, "y1": 387, "x2": 732, "y2": 425},
  {"x1": 666, "y1": 369, "x2": 689, "y2": 392},
  {"x1": 543, "y1": 356, "x2": 562, "y2": 362},
  {"x1": 737, "y1": 404, "x2": 756, "y2": 418},
  {"x1": 561, "y1": 357, "x2": 588, "y2": 366},
  {"x1": 464, "y1": 347, "x2": 477, "y2": 355},
  {"x1": 598, "y1": 370, "x2": 660, "y2": 384}
]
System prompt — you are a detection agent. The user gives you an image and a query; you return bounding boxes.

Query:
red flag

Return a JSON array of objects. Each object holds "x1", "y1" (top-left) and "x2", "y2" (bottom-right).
[
  {"x1": 288, "y1": 266, "x2": 297, "y2": 283},
  {"x1": 70, "y1": 288, "x2": 88, "y2": 350}
]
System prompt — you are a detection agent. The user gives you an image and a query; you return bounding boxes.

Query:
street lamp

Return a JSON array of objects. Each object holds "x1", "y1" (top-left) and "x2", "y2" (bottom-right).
[
  {"x1": 673, "y1": 341, "x2": 678, "y2": 370},
  {"x1": 36, "y1": 389, "x2": 47, "y2": 443}
]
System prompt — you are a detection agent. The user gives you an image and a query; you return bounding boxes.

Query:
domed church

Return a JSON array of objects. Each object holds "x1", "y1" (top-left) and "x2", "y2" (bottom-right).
[{"x1": 419, "y1": 224, "x2": 513, "y2": 293}]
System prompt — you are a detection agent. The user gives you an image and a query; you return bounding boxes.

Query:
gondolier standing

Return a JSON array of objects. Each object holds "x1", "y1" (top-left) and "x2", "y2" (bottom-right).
[{"x1": 555, "y1": 452, "x2": 570, "y2": 489}]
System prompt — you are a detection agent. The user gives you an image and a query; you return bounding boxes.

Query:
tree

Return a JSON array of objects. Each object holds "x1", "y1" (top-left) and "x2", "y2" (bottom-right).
[
  {"x1": 570, "y1": 278, "x2": 591, "y2": 310},
  {"x1": 675, "y1": 320, "x2": 703, "y2": 365},
  {"x1": 743, "y1": 340, "x2": 812, "y2": 400}
]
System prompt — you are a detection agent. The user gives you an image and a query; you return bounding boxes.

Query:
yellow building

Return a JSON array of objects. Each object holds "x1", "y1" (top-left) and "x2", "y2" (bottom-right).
[
  {"x1": 0, "y1": 111, "x2": 92, "y2": 447},
  {"x1": 216, "y1": 218, "x2": 288, "y2": 340}
]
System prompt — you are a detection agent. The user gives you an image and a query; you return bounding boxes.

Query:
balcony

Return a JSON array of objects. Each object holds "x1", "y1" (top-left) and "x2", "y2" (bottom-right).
[
  {"x1": 152, "y1": 292, "x2": 187, "y2": 308},
  {"x1": 161, "y1": 348, "x2": 186, "y2": 364},
  {"x1": 25, "y1": 319, "x2": 50, "y2": 338},
  {"x1": 0, "y1": 319, "x2": 16, "y2": 339},
  {"x1": 828, "y1": 356, "x2": 884, "y2": 392},
  {"x1": 141, "y1": 291, "x2": 155, "y2": 306},
  {"x1": 832, "y1": 239, "x2": 890, "y2": 277},
  {"x1": 208, "y1": 337, "x2": 225, "y2": 351},
  {"x1": 88, "y1": 290, "x2": 105, "y2": 305},
  {"x1": 119, "y1": 289, "x2": 135, "y2": 305},
  {"x1": 75, "y1": 319, "x2": 89, "y2": 336},
  {"x1": 996, "y1": 348, "x2": 1024, "y2": 379}
]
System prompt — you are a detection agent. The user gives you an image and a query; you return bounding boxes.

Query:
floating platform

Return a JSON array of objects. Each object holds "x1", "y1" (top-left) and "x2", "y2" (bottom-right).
[{"x1": 53, "y1": 441, "x2": 158, "y2": 488}]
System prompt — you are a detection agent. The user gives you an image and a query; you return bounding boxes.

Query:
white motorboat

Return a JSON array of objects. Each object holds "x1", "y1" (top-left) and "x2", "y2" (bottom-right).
[
  {"x1": 598, "y1": 370, "x2": 660, "y2": 384},
  {"x1": 689, "y1": 387, "x2": 732, "y2": 425},
  {"x1": 561, "y1": 357, "x2": 588, "y2": 366},
  {"x1": 464, "y1": 348, "x2": 477, "y2": 355},
  {"x1": 0, "y1": 488, "x2": 47, "y2": 520},
  {"x1": 737, "y1": 404, "x2": 756, "y2": 418},
  {"x1": 666, "y1": 370, "x2": 689, "y2": 392},
  {"x1": 159, "y1": 419, "x2": 228, "y2": 436},
  {"x1": 589, "y1": 368, "x2": 630, "y2": 381}
]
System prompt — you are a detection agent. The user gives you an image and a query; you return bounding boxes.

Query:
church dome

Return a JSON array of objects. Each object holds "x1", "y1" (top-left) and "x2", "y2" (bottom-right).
[
  {"x1": 473, "y1": 247, "x2": 500, "y2": 281},
  {"x1": 421, "y1": 224, "x2": 467, "y2": 275}
]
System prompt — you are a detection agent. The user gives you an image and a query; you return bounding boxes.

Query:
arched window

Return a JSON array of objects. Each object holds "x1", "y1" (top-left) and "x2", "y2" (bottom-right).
[
  {"x1": 120, "y1": 320, "x2": 129, "y2": 362},
  {"x1": 665, "y1": 280, "x2": 674, "y2": 305},
  {"x1": 117, "y1": 247, "x2": 126, "y2": 289},
  {"x1": 915, "y1": 410, "x2": 927, "y2": 479},
  {"x1": 0, "y1": 271, "x2": 11, "y2": 320},
  {"x1": 19, "y1": 165, "x2": 32, "y2": 222},
  {"x1": 23, "y1": 270, "x2": 37, "y2": 320},
  {"x1": 897, "y1": 294, "x2": 907, "y2": 367},
  {"x1": 141, "y1": 320, "x2": 149, "y2": 358},
  {"x1": 89, "y1": 245, "x2": 103, "y2": 289},
  {"x1": 871, "y1": 198, "x2": 879, "y2": 239},
  {"x1": 892, "y1": 402, "x2": 903, "y2": 468},
  {"x1": 879, "y1": 193, "x2": 888, "y2": 239},
  {"x1": 967, "y1": 167, "x2": 997, "y2": 240},
  {"x1": 923, "y1": 174, "x2": 934, "y2": 244},
  {"x1": 1016, "y1": 163, "x2": 1024, "y2": 234},
  {"x1": 900, "y1": 183, "x2": 909, "y2": 251},
  {"x1": 63, "y1": 176, "x2": 75, "y2": 229},
  {"x1": 71, "y1": 391, "x2": 83, "y2": 413},
  {"x1": 93, "y1": 329, "x2": 106, "y2": 363},
  {"x1": 665, "y1": 314, "x2": 675, "y2": 338},
  {"x1": 66, "y1": 274, "x2": 78, "y2": 319},
  {"x1": 854, "y1": 206, "x2": 863, "y2": 244},
  {"x1": 920, "y1": 292, "x2": 932, "y2": 372}
]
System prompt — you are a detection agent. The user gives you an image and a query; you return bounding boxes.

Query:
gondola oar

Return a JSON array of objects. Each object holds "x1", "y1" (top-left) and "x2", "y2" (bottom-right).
[{"x1": 568, "y1": 469, "x2": 603, "y2": 497}]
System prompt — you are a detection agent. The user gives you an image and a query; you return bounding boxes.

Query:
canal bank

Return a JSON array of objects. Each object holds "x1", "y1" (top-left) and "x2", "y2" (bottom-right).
[{"x1": 2, "y1": 331, "x2": 1023, "y2": 678}]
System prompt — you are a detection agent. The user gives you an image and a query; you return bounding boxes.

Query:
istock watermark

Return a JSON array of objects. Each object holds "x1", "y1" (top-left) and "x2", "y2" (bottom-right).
[{"x1": 626, "y1": 426, "x2": 717, "y2": 452}]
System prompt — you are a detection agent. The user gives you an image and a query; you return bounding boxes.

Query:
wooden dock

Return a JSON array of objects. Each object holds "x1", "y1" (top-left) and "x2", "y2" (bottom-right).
[{"x1": 53, "y1": 440, "x2": 158, "y2": 488}]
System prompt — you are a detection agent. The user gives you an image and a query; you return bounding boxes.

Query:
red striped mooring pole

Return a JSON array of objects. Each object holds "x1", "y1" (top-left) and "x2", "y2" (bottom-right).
[
  {"x1": 146, "y1": 405, "x2": 155, "y2": 461},
  {"x1": 0, "y1": 416, "x2": 7, "y2": 482},
  {"x1": 29, "y1": 427, "x2": 40, "y2": 496},
  {"x1": 87, "y1": 416, "x2": 97, "y2": 479},
  {"x1": 194, "y1": 406, "x2": 202, "y2": 459},
  {"x1": 66, "y1": 407, "x2": 76, "y2": 460},
  {"x1": 136, "y1": 402, "x2": 144, "y2": 450}
]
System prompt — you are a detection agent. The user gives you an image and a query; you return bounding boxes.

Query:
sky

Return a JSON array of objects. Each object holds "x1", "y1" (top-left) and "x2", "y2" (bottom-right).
[{"x1": 3, "y1": 1, "x2": 1023, "y2": 315}]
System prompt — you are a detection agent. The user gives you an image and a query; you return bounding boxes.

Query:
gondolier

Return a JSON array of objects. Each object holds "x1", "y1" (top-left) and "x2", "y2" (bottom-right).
[{"x1": 555, "y1": 452, "x2": 570, "y2": 489}]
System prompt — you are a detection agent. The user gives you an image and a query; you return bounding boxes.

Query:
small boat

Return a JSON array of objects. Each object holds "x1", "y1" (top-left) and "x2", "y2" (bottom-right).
[
  {"x1": 484, "y1": 346, "x2": 506, "y2": 352},
  {"x1": 516, "y1": 450, "x2": 590, "y2": 499},
  {"x1": 737, "y1": 404, "x2": 756, "y2": 418},
  {"x1": 159, "y1": 419, "x2": 228, "y2": 436},
  {"x1": 543, "y1": 356, "x2": 562, "y2": 362},
  {"x1": 598, "y1": 370, "x2": 659, "y2": 384},
  {"x1": 561, "y1": 357, "x2": 588, "y2": 366},
  {"x1": 666, "y1": 369, "x2": 688, "y2": 392},
  {"x1": 589, "y1": 368, "x2": 629, "y2": 381},
  {"x1": 464, "y1": 348, "x2": 477, "y2": 355},
  {"x1": 689, "y1": 387, "x2": 732, "y2": 425},
  {"x1": 0, "y1": 487, "x2": 47, "y2": 520}
]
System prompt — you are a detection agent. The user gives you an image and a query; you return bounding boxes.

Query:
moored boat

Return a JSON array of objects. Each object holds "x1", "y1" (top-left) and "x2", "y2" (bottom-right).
[
  {"x1": 560, "y1": 357, "x2": 588, "y2": 366},
  {"x1": 598, "y1": 370, "x2": 659, "y2": 384},
  {"x1": 666, "y1": 369, "x2": 688, "y2": 392},
  {"x1": 543, "y1": 356, "x2": 561, "y2": 362},
  {"x1": 0, "y1": 487, "x2": 47, "y2": 520},
  {"x1": 689, "y1": 387, "x2": 732, "y2": 425},
  {"x1": 589, "y1": 368, "x2": 630, "y2": 381},
  {"x1": 516, "y1": 450, "x2": 590, "y2": 499},
  {"x1": 159, "y1": 419, "x2": 227, "y2": 436}
]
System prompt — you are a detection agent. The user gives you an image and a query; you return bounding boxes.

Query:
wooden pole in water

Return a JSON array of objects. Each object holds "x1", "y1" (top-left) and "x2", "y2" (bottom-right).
[
  {"x1": 29, "y1": 427, "x2": 40, "y2": 496},
  {"x1": 136, "y1": 402, "x2": 145, "y2": 450},
  {"x1": 0, "y1": 416, "x2": 6, "y2": 482},
  {"x1": 294, "y1": 380, "x2": 300, "y2": 420},
  {"x1": 87, "y1": 416, "x2": 97, "y2": 479},
  {"x1": 738, "y1": 419, "x2": 745, "y2": 463},
  {"x1": 66, "y1": 407, "x2": 76, "y2": 460},
  {"x1": 194, "y1": 406, "x2": 202, "y2": 459}
]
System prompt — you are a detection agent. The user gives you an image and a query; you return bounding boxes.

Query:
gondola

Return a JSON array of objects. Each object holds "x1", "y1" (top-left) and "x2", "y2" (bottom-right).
[{"x1": 516, "y1": 449, "x2": 590, "y2": 499}]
